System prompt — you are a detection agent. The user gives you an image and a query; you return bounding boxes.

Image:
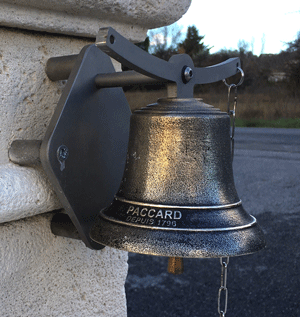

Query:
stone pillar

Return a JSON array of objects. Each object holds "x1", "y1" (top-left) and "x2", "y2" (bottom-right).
[{"x1": 0, "y1": 1, "x2": 191, "y2": 316}]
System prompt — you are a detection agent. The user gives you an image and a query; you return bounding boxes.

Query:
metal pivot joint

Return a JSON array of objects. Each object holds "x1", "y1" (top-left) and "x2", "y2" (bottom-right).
[
  {"x1": 46, "y1": 27, "x2": 241, "y2": 98},
  {"x1": 97, "y1": 28, "x2": 242, "y2": 98}
]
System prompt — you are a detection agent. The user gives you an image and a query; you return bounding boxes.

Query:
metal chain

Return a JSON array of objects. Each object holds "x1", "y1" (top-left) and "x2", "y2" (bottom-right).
[
  {"x1": 226, "y1": 85, "x2": 238, "y2": 161},
  {"x1": 223, "y1": 67, "x2": 244, "y2": 161},
  {"x1": 218, "y1": 257, "x2": 229, "y2": 317},
  {"x1": 216, "y1": 68, "x2": 243, "y2": 316}
]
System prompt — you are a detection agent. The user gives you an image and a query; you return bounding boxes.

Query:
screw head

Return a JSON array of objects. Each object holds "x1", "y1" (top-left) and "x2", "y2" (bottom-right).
[
  {"x1": 57, "y1": 145, "x2": 69, "y2": 161},
  {"x1": 182, "y1": 66, "x2": 193, "y2": 83}
]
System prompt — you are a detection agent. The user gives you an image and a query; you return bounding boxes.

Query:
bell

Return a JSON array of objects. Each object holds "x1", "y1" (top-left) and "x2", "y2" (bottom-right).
[{"x1": 90, "y1": 98, "x2": 265, "y2": 258}]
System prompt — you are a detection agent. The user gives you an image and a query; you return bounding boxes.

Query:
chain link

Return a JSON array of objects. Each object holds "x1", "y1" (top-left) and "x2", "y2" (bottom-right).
[
  {"x1": 223, "y1": 67, "x2": 244, "y2": 161},
  {"x1": 218, "y1": 257, "x2": 229, "y2": 317},
  {"x1": 226, "y1": 85, "x2": 238, "y2": 161}
]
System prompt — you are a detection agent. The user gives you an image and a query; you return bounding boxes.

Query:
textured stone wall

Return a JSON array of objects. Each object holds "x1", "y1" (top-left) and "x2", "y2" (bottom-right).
[
  {"x1": 0, "y1": 27, "x2": 130, "y2": 317},
  {"x1": 0, "y1": 0, "x2": 191, "y2": 41},
  {"x1": 0, "y1": 213, "x2": 128, "y2": 317},
  {"x1": 0, "y1": 27, "x2": 90, "y2": 222}
]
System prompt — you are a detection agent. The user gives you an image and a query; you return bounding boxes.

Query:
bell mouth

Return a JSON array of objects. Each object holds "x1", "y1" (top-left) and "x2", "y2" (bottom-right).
[{"x1": 90, "y1": 197, "x2": 266, "y2": 258}]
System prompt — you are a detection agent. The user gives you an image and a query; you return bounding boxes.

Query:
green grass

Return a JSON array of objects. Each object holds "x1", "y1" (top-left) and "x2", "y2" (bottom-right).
[{"x1": 235, "y1": 118, "x2": 300, "y2": 129}]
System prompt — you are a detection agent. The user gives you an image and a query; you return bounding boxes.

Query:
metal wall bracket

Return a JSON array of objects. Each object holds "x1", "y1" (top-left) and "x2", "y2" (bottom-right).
[
  {"x1": 11, "y1": 27, "x2": 241, "y2": 249},
  {"x1": 41, "y1": 44, "x2": 131, "y2": 249},
  {"x1": 46, "y1": 27, "x2": 241, "y2": 98},
  {"x1": 95, "y1": 27, "x2": 241, "y2": 98}
]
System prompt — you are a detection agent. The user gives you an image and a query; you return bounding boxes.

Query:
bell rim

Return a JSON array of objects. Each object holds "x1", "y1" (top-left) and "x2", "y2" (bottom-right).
[{"x1": 90, "y1": 214, "x2": 266, "y2": 258}]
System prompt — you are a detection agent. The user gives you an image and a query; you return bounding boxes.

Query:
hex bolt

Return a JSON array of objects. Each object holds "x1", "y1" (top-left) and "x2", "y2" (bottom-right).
[{"x1": 182, "y1": 66, "x2": 193, "y2": 83}]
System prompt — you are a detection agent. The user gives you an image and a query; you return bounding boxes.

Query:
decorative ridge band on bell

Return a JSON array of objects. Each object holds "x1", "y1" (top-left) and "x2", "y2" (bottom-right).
[
  {"x1": 99, "y1": 197, "x2": 259, "y2": 232},
  {"x1": 90, "y1": 98, "x2": 265, "y2": 258}
]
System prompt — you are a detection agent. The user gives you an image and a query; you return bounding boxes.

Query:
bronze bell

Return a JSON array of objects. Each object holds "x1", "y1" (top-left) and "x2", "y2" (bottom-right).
[{"x1": 90, "y1": 98, "x2": 265, "y2": 258}]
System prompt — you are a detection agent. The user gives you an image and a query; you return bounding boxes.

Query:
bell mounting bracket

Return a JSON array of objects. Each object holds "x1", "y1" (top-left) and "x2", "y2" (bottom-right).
[
  {"x1": 94, "y1": 28, "x2": 241, "y2": 98},
  {"x1": 12, "y1": 27, "x2": 241, "y2": 250}
]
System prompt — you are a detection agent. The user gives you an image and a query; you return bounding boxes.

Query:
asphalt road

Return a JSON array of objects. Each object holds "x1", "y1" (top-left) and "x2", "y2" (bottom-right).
[{"x1": 125, "y1": 127, "x2": 300, "y2": 317}]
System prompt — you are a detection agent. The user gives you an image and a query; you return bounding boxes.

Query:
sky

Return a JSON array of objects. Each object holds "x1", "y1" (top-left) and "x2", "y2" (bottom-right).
[{"x1": 156, "y1": 0, "x2": 300, "y2": 56}]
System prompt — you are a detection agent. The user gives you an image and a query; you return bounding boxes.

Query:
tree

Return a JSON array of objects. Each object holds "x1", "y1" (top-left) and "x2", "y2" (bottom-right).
[
  {"x1": 148, "y1": 24, "x2": 209, "y2": 65},
  {"x1": 136, "y1": 37, "x2": 150, "y2": 52},
  {"x1": 260, "y1": 34, "x2": 266, "y2": 55},
  {"x1": 178, "y1": 26, "x2": 210, "y2": 65},
  {"x1": 238, "y1": 39, "x2": 250, "y2": 55},
  {"x1": 285, "y1": 32, "x2": 300, "y2": 97},
  {"x1": 148, "y1": 24, "x2": 183, "y2": 60}
]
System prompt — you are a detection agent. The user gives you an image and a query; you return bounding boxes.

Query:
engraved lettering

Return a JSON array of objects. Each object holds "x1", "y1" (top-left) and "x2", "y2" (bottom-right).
[
  {"x1": 126, "y1": 205, "x2": 182, "y2": 225},
  {"x1": 132, "y1": 207, "x2": 139, "y2": 216},
  {"x1": 127, "y1": 206, "x2": 135, "y2": 214},
  {"x1": 174, "y1": 210, "x2": 182, "y2": 220},
  {"x1": 140, "y1": 208, "x2": 147, "y2": 217},
  {"x1": 165, "y1": 210, "x2": 172, "y2": 219},
  {"x1": 155, "y1": 210, "x2": 164, "y2": 219},
  {"x1": 148, "y1": 209, "x2": 155, "y2": 218}
]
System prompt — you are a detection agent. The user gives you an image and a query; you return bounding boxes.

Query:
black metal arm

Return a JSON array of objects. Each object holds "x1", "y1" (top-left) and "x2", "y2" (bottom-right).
[{"x1": 46, "y1": 27, "x2": 240, "y2": 98}]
